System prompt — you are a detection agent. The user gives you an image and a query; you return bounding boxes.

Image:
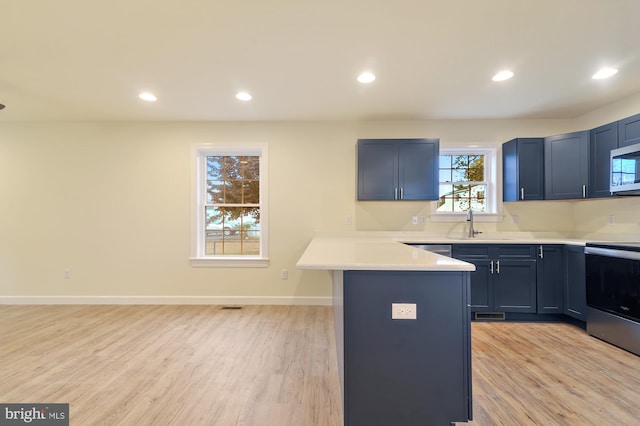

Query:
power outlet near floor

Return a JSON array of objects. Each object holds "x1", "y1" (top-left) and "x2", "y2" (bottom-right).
[{"x1": 391, "y1": 303, "x2": 417, "y2": 320}]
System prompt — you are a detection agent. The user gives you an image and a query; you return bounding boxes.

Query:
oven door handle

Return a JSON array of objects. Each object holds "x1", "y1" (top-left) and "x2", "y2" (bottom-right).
[{"x1": 585, "y1": 246, "x2": 640, "y2": 261}]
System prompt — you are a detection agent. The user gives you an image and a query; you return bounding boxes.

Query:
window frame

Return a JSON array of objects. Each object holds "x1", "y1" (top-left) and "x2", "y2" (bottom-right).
[
  {"x1": 430, "y1": 147, "x2": 502, "y2": 222},
  {"x1": 190, "y1": 143, "x2": 269, "y2": 267}
]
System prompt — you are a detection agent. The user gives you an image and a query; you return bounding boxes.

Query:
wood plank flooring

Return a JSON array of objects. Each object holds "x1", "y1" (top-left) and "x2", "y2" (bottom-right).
[{"x1": 1, "y1": 305, "x2": 639, "y2": 425}]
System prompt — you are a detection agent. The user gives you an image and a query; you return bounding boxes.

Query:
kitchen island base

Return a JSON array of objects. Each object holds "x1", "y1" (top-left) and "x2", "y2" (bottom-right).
[{"x1": 333, "y1": 270, "x2": 472, "y2": 426}]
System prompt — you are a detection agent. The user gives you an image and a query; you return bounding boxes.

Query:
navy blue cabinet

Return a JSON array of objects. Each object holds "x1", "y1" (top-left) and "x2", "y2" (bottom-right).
[
  {"x1": 341, "y1": 270, "x2": 472, "y2": 426},
  {"x1": 565, "y1": 245, "x2": 586, "y2": 321},
  {"x1": 536, "y1": 245, "x2": 565, "y2": 314},
  {"x1": 452, "y1": 244, "x2": 537, "y2": 313},
  {"x1": 618, "y1": 113, "x2": 640, "y2": 148},
  {"x1": 357, "y1": 138, "x2": 439, "y2": 200},
  {"x1": 544, "y1": 130, "x2": 589, "y2": 199},
  {"x1": 502, "y1": 138, "x2": 545, "y2": 201},
  {"x1": 589, "y1": 122, "x2": 618, "y2": 198}
]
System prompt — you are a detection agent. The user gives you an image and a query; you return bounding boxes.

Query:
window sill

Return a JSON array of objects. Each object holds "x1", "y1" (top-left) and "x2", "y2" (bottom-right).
[
  {"x1": 429, "y1": 213, "x2": 503, "y2": 223},
  {"x1": 190, "y1": 257, "x2": 270, "y2": 268}
]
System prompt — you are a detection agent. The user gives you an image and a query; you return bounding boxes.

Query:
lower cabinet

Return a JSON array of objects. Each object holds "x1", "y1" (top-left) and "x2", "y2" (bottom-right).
[
  {"x1": 565, "y1": 245, "x2": 587, "y2": 320},
  {"x1": 452, "y1": 243, "x2": 586, "y2": 321},
  {"x1": 536, "y1": 245, "x2": 565, "y2": 314},
  {"x1": 452, "y1": 245, "x2": 537, "y2": 313}
]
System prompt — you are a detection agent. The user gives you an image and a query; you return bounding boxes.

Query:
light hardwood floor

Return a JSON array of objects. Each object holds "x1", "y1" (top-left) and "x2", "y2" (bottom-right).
[{"x1": 1, "y1": 305, "x2": 639, "y2": 425}]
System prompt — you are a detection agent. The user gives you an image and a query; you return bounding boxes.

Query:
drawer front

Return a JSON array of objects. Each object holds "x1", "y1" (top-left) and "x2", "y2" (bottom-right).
[
  {"x1": 493, "y1": 245, "x2": 536, "y2": 259},
  {"x1": 452, "y1": 245, "x2": 490, "y2": 258}
]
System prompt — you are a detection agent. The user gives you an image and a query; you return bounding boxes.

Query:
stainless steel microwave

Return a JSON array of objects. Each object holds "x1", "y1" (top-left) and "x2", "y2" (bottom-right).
[{"x1": 611, "y1": 142, "x2": 640, "y2": 195}]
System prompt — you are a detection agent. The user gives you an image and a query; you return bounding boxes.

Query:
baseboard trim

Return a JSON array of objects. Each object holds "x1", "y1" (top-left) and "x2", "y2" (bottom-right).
[{"x1": 0, "y1": 296, "x2": 332, "y2": 306}]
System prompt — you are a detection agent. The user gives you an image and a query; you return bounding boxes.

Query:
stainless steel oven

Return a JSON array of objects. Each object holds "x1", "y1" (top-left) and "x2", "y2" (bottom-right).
[{"x1": 585, "y1": 242, "x2": 640, "y2": 356}]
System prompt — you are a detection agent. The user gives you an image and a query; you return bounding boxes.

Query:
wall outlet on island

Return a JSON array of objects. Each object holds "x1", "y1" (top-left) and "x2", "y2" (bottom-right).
[
  {"x1": 392, "y1": 303, "x2": 417, "y2": 320},
  {"x1": 412, "y1": 216, "x2": 418, "y2": 225}
]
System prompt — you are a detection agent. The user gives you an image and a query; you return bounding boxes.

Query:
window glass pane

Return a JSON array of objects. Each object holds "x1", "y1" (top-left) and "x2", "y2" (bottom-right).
[
  {"x1": 439, "y1": 169, "x2": 452, "y2": 183},
  {"x1": 452, "y1": 168, "x2": 468, "y2": 182},
  {"x1": 468, "y1": 155, "x2": 485, "y2": 181},
  {"x1": 439, "y1": 155, "x2": 452, "y2": 168},
  {"x1": 452, "y1": 155, "x2": 468, "y2": 168},
  {"x1": 243, "y1": 180, "x2": 260, "y2": 204}
]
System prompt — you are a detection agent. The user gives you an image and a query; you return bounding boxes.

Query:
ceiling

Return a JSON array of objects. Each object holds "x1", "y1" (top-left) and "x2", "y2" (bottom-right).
[{"x1": 1, "y1": 0, "x2": 640, "y2": 122}]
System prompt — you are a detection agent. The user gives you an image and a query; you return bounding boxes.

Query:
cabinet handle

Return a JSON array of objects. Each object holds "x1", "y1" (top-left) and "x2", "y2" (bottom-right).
[
  {"x1": 394, "y1": 188, "x2": 398, "y2": 200},
  {"x1": 539, "y1": 245, "x2": 544, "y2": 259},
  {"x1": 400, "y1": 187, "x2": 404, "y2": 200},
  {"x1": 520, "y1": 188, "x2": 525, "y2": 200},
  {"x1": 496, "y1": 260, "x2": 500, "y2": 274},
  {"x1": 490, "y1": 260, "x2": 494, "y2": 274},
  {"x1": 582, "y1": 185, "x2": 586, "y2": 198}
]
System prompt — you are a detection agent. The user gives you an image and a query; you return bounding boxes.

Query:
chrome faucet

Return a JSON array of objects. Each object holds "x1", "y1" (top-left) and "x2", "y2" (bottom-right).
[{"x1": 466, "y1": 209, "x2": 481, "y2": 238}]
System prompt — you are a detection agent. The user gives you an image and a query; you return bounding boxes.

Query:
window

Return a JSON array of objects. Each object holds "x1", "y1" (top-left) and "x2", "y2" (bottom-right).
[
  {"x1": 438, "y1": 153, "x2": 487, "y2": 212},
  {"x1": 431, "y1": 148, "x2": 498, "y2": 220},
  {"x1": 191, "y1": 144, "x2": 268, "y2": 267}
]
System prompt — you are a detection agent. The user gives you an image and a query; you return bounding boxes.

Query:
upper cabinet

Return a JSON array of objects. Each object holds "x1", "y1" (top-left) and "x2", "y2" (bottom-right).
[
  {"x1": 357, "y1": 138, "x2": 439, "y2": 201},
  {"x1": 618, "y1": 113, "x2": 640, "y2": 147},
  {"x1": 544, "y1": 131, "x2": 589, "y2": 200},
  {"x1": 502, "y1": 138, "x2": 544, "y2": 201},
  {"x1": 589, "y1": 121, "x2": 618, "y2": 198}
]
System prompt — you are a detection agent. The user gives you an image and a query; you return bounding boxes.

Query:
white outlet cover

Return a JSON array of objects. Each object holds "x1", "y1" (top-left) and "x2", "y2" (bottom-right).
[{"x1": 392, "y1": 303, "x2": 417, "y2": 320}]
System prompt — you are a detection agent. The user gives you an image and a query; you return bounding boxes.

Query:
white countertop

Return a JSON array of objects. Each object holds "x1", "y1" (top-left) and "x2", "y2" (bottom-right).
[
  {"x1": 296, "y1": 234, "x2": 475, "y2": 271},
  {"x1": 296, "y1": 232, "x2": 592, "y2": 272}
]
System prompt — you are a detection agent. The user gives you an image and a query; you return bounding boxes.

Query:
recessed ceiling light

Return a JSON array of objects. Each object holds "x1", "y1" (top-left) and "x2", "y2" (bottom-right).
[
  {"x1": 357, "y1": 72, "x2": 376, "y2": 84},
  {"x1": 592, "y1": 67, "x2": 618, "y2": 80},
  {"x1": 492, "y1": 70, "x2": 514, "y2": 82},
  {"x1": 139, "y1": 92, "x2": 157, "y2": 102},
  {"x1": 236, "y1": 92, "x2": 252, "y2": 101}
]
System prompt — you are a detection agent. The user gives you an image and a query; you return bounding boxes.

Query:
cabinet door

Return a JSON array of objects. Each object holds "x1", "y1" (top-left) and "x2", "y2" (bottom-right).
[
  {"x1": 536, "y1": 245, "x2": 564, "y2": 314},
  {"x1": 357, "y1": 140, "x2": 398, "y2": 200},
  {"x1": 398, "y1": 139, "x2": 439, "y2": 200},
  {"x1": 544, "y1": 131, "x2": 589, "y2": 199},
  {"x1": 589, "y1": 122, "x2": 618, "y2": 198},
  {"x1": 618, "y1": 113, "x2": 640, "y2": 148},
  {"x1": 503, "y1": 138, "x2": 545, "y2": 201},
  {"x1": 493, "y1": 260, "x2": 537, "y2": 313},
  {"x1": 565, "y1": 245, "x2": 586, "y2": 321},
  {"x1": 463, "y1": 259, "x2": 492, "y2": 312}
]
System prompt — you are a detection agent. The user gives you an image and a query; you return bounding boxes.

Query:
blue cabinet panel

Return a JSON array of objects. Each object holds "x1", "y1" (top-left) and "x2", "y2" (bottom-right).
[
  {"x1": 545, "y1": 130, "x2": 589, "y2": 199},
  {"x1": 343, "y1": 270, "x2": 472, "y2": 425},
  {"x1": 589, "y1": 122, "x2": 618, "y2": 198},
  {"x1": 503, "y1": 138, "x2": 544, "y2": 201},
  {"x1": 618, "y1": 113, "x2": 640, "y2": 148},
  {"x1": 357, "y1": 138, "x2": 439, "y2": 201}
]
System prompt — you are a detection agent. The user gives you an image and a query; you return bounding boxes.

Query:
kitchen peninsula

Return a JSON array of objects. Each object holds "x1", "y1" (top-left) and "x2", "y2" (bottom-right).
[{"x1": 297, "y1": 233, "x2": 475, "y2": 426}]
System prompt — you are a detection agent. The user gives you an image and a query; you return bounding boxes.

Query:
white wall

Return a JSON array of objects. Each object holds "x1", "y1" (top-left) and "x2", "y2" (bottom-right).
[{"x1": 0, "y1": 105, "x2": 638, "y2": 302}]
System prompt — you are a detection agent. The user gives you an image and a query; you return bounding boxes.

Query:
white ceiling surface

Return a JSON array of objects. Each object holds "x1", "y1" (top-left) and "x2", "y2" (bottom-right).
[{"x1": 1, "y1": 0, "x2": 640, "y2": 122}]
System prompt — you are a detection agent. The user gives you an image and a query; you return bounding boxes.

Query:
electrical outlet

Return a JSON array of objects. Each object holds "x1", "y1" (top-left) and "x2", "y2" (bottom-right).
[
  {"x1": 392, "y1": 303, "x2": 417, "y2": 320},
  {"x1": 608, "y1": 215, "x2": 615, "y2": 225},
  {"x1": 412, "y1": 216, "x2": 418, "y2": 225},
  {"x1": 511, "y1": 215, "x2": 519, "y2": 224},
  {"x1": 63, "y1": 269, "x2": 71, "y2": 279},
  {"x1": 345, "y1": 215, "x2": 353, "y2": 225},
  {"x1": 280, "y1": 269, "x2": 288, "y2": 280},
  {"x1": 421, "y1": 215, "x2": 427, "y2": 224}
]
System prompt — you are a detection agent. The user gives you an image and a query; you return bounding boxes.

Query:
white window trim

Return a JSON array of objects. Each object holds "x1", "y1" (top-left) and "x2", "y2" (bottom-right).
[
  {"x1": 430, "y1": 147, "x2": 503, "y2": 223},
  {"x1": 190, "y1": 143, "x2": 269, "y2": 267}
]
